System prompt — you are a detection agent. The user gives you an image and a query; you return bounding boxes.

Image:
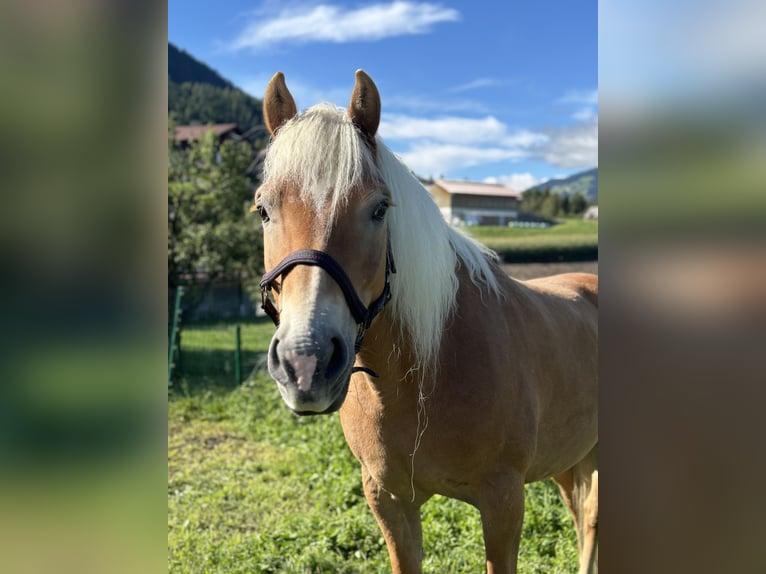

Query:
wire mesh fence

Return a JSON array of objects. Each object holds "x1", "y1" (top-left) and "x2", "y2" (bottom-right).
[{"x1": 168, "y1": 285, "x2": 273, "y2": 391}]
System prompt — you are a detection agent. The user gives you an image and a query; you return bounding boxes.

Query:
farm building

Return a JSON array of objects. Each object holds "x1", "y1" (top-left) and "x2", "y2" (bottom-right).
[
  {"x1": 583, "y1": 205, "x2": 599, "y2": 220},
  {"x1": 428, "y1": 179, "x2": 522, "y2": 226},
  {"x1": 173, "y1": 123, "x2": 241, "y2": 147}
]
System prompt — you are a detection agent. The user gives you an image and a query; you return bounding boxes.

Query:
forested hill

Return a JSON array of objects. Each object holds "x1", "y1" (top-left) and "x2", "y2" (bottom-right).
[
  {"x1": 168, "y1": 44, "x2": 233, "y2": 88},
  {"x1": 525, "y1": 168, "x2": 598, "y2": 203},
  {"x1": 168, "y1": 43, "x2": 264, "y2": 133}
]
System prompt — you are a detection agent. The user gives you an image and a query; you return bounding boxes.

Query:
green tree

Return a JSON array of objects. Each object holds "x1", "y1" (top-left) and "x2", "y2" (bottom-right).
[
  {"x1": 521, "y1": 188, "x2": 548, "y2": 214},
  {"x1": 560, "y1": 194, "x2": 571, "y2": 215},
  {"x1": 539, "y1": 193, "x2": 561, "y2": 219},
  {"x1": 168, "y1": 129, "x2": 263, "y2": 297},
  {"x1": 569, "y1": 193, "x2": 587, "y2": 215},
  {"x1": 169, "y1": 81, "x2": 265, "y2": 138}
]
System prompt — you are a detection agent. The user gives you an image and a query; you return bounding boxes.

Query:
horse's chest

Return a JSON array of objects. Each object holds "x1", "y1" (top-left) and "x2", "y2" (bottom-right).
[{"x1": 339, "y1": 407, "x2": 421, "y2": 495}]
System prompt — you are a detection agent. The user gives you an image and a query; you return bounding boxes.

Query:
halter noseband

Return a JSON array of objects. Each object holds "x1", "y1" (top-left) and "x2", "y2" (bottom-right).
[{"x1": 259, "y1": 237, "x2": 396, "y2": 367}]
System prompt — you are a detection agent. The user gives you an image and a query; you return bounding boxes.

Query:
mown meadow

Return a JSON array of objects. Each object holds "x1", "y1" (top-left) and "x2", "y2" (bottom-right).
[
  {"x1": 169, "y1": 327, "x2": 578, "y2": 573},
  {"x1": 467, "y1": 219, "x2": 598, "y2": 262}
]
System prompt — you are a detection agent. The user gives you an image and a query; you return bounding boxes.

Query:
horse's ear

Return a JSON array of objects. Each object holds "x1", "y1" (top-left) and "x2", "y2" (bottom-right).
[
  {"x1": 348, "y1": 69, "x2": 380, "y2": 141},
  {"x1": 263, "y1": 72, "x2": 297, "y2": 136}
]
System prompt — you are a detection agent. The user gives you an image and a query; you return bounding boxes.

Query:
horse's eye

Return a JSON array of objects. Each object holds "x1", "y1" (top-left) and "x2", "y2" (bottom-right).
[
  {"x1": 372, "y1": 201, "x2": 389, "y2": 222},
  {"x1": 256, "y1": 205, "x2": 270, "y2": 223}
]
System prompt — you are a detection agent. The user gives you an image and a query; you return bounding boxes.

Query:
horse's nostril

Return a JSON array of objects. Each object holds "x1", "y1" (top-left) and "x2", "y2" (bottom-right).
[
  {"x1": 284, "y1": 358, "x2": 297, "y2": 383},
  {"x1": 269, "y1": 337, "x2": 281, "y2": 369},
  {"x1": 326, "y1": 337, "x2": 346, "y2": 379}
]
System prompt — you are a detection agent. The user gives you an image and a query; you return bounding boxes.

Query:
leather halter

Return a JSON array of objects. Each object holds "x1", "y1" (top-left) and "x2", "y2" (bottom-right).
[{"x1": 260, "y1": 236, "x2": 396, "y2": 363}]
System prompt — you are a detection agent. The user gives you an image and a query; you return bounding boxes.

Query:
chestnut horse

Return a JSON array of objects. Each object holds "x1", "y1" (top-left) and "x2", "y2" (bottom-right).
[{"x1": 255, "y1": 70, "x2": 598, "y2": 574}]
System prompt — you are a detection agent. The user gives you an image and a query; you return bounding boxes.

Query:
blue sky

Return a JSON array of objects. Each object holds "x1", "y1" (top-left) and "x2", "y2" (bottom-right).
[{"x1": 169, "y1": 1, "x2": 597, "y2": 191}]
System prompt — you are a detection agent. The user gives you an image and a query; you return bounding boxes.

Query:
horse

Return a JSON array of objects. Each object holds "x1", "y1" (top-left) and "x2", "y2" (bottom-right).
[{"x1": 254, "y1": 70, "x2": 598, "y2": 574}]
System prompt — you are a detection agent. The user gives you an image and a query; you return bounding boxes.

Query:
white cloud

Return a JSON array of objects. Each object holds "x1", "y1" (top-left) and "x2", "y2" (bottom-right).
[
  {"x1": 398, "y1": 143, "x2": 527, "y2": 177},
  {"x1": 381, "y1": 114, "x2": 548, "y2": 147},
  {"x1": 380, "y1": 114, "x2": 508, "y2": 144},
  {"x1": 447, "y1": 78, "x2": 502, "y2": 93},
  {"x1": 557, "y1": 89, "x2": 598, "y2": 122},
  {"x1": 483, "y1": 172, "x2": 542, "y2": 192},
  {"x1": 571, "y1": 107, "x2": 596, "y2": 122},
  {"x1": 381, "y1": 113, "x2": 595, "y2": 176},
  {"x1": 385, "y1": 94, "x2": 490, "y2": 114},
  {"x1": 231, "y1": 2, "x2": 460, "y2": 50},
  {"x1": 397, "y1": 118, "x2": 597, "y2": 176},
  {"x1": 541, "y1": 119, "x2": 599, "y2": 168},
  {"x1": 380, "y1": 114, "x2": 553, "y2": 176},
  {"x1": 558, "y1": 89, "x2": 599, "y2": 106},
  {"x1": 501, "y1": 130, "x2": 549, "y2": 148}
]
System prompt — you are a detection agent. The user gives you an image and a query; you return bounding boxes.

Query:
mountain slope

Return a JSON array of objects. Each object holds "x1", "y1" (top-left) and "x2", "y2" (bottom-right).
[
  {"x1": 526, "y1": 168, "x2": 598, "y2": 203},
  {"x1": 168, "y1": 43, "x2": 263, "y2": 133},
  {"x1": 168, "y1": 44, "x2": 233, "y2": 89}
]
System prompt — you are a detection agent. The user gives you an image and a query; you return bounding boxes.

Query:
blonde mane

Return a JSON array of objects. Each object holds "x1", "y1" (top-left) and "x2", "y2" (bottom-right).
[{"x1": 263, "y1": 103, "x2": 501, "y2": 368}]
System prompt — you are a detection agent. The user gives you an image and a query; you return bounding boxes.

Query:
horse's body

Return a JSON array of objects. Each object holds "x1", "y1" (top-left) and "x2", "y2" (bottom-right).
[{"x1": 256, "y1": 71, "x2": 598, "y2": 574}]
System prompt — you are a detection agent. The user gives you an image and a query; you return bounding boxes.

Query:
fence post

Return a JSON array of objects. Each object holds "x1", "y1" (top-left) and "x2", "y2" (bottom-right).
[
  {"x1": 234, "y1": 324, "x2": 242, "y2": 385},
  {"x1": 168, "y1": 285, "x2": 185, "y2": 384}
]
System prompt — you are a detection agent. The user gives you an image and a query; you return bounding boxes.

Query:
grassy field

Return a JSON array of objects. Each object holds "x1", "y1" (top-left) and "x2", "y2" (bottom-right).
[
  {"x1": 466, "y1": 219, "x2": 598, "y2": 262},
  {"x1": 169, "y1": 317, "x2": 579, "y2": 573}
]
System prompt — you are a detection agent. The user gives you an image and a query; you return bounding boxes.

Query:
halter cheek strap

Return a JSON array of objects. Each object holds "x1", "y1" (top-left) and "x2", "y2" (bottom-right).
[{"x1": 259, "y1": 237, "x2": 396, "y2": 373}]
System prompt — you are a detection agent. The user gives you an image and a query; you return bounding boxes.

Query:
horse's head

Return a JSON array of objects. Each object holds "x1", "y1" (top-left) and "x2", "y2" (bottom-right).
[{"x1": 256, "y1": 70, "x2": 393, "y2": 415}]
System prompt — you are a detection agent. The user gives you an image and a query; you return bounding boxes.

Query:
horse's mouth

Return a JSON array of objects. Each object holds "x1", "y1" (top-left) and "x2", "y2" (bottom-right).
[
  {"x1": 282, "y1": 366, "x2": 353, "y2": 416},
  {"x1": 290, "y1": 399, "x2": 342, "y2": 416}
]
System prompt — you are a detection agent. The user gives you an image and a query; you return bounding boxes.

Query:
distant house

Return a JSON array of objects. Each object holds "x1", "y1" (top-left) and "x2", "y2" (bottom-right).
[
  {"x1": 583, "y1": 205, "x2": 599, "y2": 220},
  {"x1": 173, "y1": 123, "x2": 241, "y2": 147},
  {"x1": 428, "y1": 179, "x2": 521, "y2": 226}
]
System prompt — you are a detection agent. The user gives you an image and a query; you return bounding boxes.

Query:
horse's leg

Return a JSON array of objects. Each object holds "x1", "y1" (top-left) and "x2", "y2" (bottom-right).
[
  {"x1": 580, "y1": 469, "x2": 598, "y2": 574},
  {"x1": 361, "y1": 467, "x2": 423, "y2": 574},
  {"x1": 477, "y1": 471, "x2": 526, "y2": 574},
  {"x1": 553, "y1": 446, "x2": 598, "y2": 574}
]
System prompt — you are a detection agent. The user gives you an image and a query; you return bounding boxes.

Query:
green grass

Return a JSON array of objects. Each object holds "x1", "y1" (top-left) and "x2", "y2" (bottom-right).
[
  {"x1": 466, "y1": 219, "x2": 598, "y2": 262},
  {"x1": 169, "y1": 319, "x2": 578, "y2": 572}
]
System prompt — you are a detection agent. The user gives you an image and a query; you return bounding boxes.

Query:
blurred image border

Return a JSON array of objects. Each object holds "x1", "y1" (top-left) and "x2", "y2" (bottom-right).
[{"x1": 1, "y1": 1, "x2": 765, "y2": 572}]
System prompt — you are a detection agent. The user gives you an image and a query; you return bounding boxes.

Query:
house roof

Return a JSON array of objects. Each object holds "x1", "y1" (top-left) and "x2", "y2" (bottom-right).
[
  {"x1": 173, "y1": 123, "x2": 239, "y2": 142},
  {"x1": 433, "y1": 179, "x2": 521, "y2": 199}
]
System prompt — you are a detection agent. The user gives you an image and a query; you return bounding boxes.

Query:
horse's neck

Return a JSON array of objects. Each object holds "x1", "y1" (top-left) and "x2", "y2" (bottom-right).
[
  {"x1": 355, "y1": 310, "x2": 425, "y2": 399},
  {"x1": 352, "y1": 262, "x2": 538, "y2": 403}
]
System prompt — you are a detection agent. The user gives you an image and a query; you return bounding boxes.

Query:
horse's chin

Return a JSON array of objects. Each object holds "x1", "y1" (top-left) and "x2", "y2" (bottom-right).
[
  {"x1": 283, "y1": 368, "x2": 353, "y2": 416},
  {"x1": 290, "y1": 396, "x2": 345, "y2": 416}
]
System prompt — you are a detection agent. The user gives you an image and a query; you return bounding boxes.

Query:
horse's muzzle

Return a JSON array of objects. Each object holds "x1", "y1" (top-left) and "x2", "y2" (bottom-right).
[{"x1": 267, "y1": 329, "x2": 354, "y2": 414}]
